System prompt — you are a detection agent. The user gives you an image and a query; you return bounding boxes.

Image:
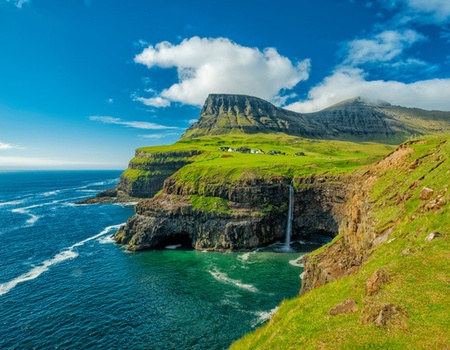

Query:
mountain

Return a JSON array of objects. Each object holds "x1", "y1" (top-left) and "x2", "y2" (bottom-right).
[{"x1": 182, "y1": 94, "x2": 450, "y2": 142}]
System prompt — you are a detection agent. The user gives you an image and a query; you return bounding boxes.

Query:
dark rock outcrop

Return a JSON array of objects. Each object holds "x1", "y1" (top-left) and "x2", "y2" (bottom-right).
[{"x1": 114, "y1": 175, "x2": 348, "y2": 251}]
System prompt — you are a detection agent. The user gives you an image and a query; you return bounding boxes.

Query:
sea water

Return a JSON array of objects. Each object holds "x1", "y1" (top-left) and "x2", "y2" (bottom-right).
[{"x1": 0, "y1": 171, "x2": 320, "y2": 349}]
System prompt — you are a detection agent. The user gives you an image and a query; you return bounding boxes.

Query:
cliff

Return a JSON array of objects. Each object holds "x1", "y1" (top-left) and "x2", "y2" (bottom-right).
[
  {"x1": 114, "y1": 174, "x2": 347, "y2": 251},
  {"x1": 232, "y1": 136, "x2": 450, "y2": 349}
]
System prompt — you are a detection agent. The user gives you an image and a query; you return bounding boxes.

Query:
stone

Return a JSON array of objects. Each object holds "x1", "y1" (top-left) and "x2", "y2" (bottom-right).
[
  {"x1": 361, "y1": 304, "x2": 403, "y2": 327},
  {"x1": 419, "y1": 186, "x2": 434, "y2": 200},
  {"x1": 328, "y1": 298, "x2": 359, "y2": 316},
  {"x1": 365, "y1": 268, "x2": 391, "y2": 296},
  {"x1": 424, "y1": 231, "x2": 442, "y2": 242},
  {"x1": 401, "y1": 248, "x2": 411, "y2": 256}
]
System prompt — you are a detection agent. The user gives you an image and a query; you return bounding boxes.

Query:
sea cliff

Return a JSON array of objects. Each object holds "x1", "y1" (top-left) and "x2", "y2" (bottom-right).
[{"x1": 115, "y1": 174, "x2": 347, "y2": 251}]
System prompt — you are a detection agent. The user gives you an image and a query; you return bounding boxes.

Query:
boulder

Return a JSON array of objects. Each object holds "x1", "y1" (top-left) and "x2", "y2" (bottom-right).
[
  {"x1": 328, "y1": 298, "x2": 359, "y2": 316},
  {"x1": 365, "y1": 268, "x2": 391, "y2": 296},
  {"x1": 361, "y1": 304, "x2": 404, "y2": 327},
  {"x1": 419, "y1": 186, "x2": 434, "y2": 200},
  {"x1": 424, "y1": 231, "x2": 442, "y2": 242}
]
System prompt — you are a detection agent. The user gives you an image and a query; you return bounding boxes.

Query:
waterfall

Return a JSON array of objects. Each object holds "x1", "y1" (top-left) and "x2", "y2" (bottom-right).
[{"x1": 283, "y1": 182, "x2": 295, "y2": 252}]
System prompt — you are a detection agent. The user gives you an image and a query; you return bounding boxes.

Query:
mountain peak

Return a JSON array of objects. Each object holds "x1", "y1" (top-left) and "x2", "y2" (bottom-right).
[
  {"x1": 201, "y1": 94, "x2": 278, "y2": 117},
  {"x1": 181, "y1": 93, "x2": 450, "y2": 141}
]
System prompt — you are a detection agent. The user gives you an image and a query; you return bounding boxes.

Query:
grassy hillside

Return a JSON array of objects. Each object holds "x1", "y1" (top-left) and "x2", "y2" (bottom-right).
[
  {"x1": 136, "y1": 133, "x2": 394, "y2": 185},
  {"x1": 231, "y1": 136, "x2": 450, "y2": 349}
]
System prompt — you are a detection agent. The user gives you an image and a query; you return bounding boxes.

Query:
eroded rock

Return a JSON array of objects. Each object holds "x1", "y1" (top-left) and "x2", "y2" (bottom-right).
[
  {"x1": 361, "y1": 304, "x2": 405, "y2": 327},
  {"x1": 365, "y1": 268, "x2": 391, "y2": 296},
  {"x1": 328, "y1": 298, "x2": 359, "y2": 316},
  {"x1": 424, "y1": 231, "x2": 442, "y2": 242},
  {"x1": 420, "y1": 186, "x2": 434, "y2": 200}
]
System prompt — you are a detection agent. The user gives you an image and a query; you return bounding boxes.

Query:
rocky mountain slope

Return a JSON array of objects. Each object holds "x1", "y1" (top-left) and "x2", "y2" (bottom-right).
[{"x1": 183, "y1": 94, "x2": 450, "y2": 141}]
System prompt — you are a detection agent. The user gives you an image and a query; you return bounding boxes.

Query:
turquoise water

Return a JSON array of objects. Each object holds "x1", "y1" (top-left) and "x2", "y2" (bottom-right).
[{"x1": 0, "y1": 171, "x2": 320, "y2": 349}]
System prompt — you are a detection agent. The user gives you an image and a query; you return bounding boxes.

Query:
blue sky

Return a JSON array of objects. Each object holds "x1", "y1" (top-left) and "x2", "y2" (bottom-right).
[{"x1": 1, "y1": 0, "x2": 449, "y2": 169}]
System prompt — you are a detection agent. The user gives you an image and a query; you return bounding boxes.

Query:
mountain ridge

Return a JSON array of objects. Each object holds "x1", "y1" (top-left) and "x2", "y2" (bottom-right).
[{"x1": 182, "y1": 94, "x2": 450, "y2": 142}]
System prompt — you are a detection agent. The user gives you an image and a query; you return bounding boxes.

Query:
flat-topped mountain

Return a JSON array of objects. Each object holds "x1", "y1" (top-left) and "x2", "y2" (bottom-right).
[{"x1": 182, "y1": 94, "x2": 450, "y2": 141}]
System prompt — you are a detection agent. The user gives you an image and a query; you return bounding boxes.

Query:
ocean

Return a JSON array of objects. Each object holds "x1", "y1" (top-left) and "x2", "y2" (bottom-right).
[{"x1": 0, "y1": 171, "x2": 319, "y2": 349}]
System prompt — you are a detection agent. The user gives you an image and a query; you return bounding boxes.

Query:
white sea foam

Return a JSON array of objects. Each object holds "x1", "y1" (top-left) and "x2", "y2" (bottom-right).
[
  {"x1": 42, "y1": 190, "x2": 61, "y2": 197},
  {"x1": 0, "y1": 199, "x2": 25, "y2": 207},
  {"x1": 11, "y1": 207, "x2": 40, "y2": 225},
  {"x1": 252, "y1": 306, "x2": 279, "y2": 326},
  {"x1": 165, "y1": 244, "x2": 182, "y2": 250},
  {"x1": 0, "y1": 223, "x2": 125, "y2": 296},
  {"x1": 238, "y1": 252, "x2": 251, "y2": 262},
  {"x1": 97, "y1": 235, "x2": 115, "y2": 244},
  {"x1": 114, "y1": 202, "x2": 138, "y2": 208},
  {"x1": 289, "y1": 254, "x2": 305, "y2": 267},
  {"x1": 87, "y1": 178, "x2": 120, "y2": 187},
  {"x1": 209, "y1": 269, "x2": 258, "y2": 293}
]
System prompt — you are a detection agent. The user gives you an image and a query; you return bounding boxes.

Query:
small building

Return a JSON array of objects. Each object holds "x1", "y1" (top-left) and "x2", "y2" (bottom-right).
[{"x1": 236, "y1": 146, "x2": 251, "y2": 153}]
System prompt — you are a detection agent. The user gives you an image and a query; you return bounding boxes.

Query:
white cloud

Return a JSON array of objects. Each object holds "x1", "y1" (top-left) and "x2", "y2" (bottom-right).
[
  {"x1": 134, "y1": 36, "x2": 310, "y2": 107},
  {"x1": 344, "y1": 29, "x2": 424, "y2": 66},
  {"x1": 379, "y1": 0, "x2": 450, "y2": 23},
  {"x1": 403, "y1": 0, "x2": 450, "y2": 22},
  {"x1": 6, "y1": 0, "x2": 30, "y2": 8},
  {"x1": 285, "y1": 68, "x2": 450, "y2": 112},
  {"x1": 0, "y1": 142, "x2": 15, "y2": 150},
  {"x1": 134, "y1": 96, "x2": 170, "y2": 108},
  {"x1": 90, "y1": 116, "x2": 179, "y2": 130},
  {"x1": 139, "y1": 132, "x2": 181, "y2": 139}
]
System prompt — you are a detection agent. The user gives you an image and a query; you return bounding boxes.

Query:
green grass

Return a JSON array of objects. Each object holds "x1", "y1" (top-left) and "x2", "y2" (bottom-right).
[
  {"x1": 132, "y1": 133, "x2": 395, "y2": 190},
  {"x1": 189, "y1": 195, "x2": 232, "y2": 214},
  {"x1": 231, "y1": 136, "x2": 450, "y2": 349}
]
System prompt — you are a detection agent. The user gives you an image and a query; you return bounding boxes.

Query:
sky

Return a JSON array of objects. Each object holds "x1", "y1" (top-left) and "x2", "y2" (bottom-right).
[{"x1": 1, "y1": 0, "x2": 449, "y2": 170}]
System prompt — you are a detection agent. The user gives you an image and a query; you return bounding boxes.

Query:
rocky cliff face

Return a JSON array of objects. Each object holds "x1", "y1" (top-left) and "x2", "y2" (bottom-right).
[
  {"x1": 116, "y1": 150, "x2": 201, "y2": 199},
  {"x1": 300, "y1": 143, "x2": 416, "y2": 294},
  {"x1": 183, "y1": 94, "x2": 450, "y2": 141},
  {"x1": 114, "y1": 175, "x2": 348, "y2": 251}
]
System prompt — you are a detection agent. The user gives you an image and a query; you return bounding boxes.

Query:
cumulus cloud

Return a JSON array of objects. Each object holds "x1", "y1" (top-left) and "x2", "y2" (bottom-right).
[
  {"x1": 134, "y1": 36, "x2": 310, "y2": 107},
  {"x1": 343, "y1": 29, "x2": 424, "y2": 66},
  {"x1": 285, "y1": 3, "x2": 449, "y2": 113},
  {"x1": 285, "y1": 68, "x2": 450, "y2": 112},
  {"x1": 90, "y1": 116, "x2": 179, "y2": 130}
]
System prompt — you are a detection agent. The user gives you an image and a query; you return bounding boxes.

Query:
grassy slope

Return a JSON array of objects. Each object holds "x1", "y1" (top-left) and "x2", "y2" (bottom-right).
[
  {"x1": 135, "y1": 133, "x2": 394, "y2": 185},
  {"x1": 231, "y1": 137, "x2": 450, "y2": 349}
]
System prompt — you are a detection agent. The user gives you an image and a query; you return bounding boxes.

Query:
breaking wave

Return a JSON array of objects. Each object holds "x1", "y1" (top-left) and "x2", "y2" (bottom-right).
[
  {"x1": 209, "y1": 269, "x2": 258, "y2": 293},
  {"x1": 0, "y1": 200, "x2": 25, "y2": 207},
  {"x1": 0, "y1": 223, "x2": 124, "y2": 296},
  {"x1": 252, "y1": 306, "x2": 279, "y2": 326},
  {"x1": 289, "y1": 254, "x2": 305, "y2": 267}
]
